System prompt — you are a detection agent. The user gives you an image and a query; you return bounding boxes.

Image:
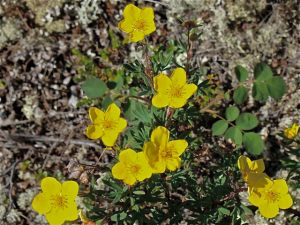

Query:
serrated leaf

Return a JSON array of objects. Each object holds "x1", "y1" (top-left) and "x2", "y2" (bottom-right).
[
  {"x1": 212, "y1": 120, "x2": 228, "y2": 136},
  {"x1": 235, "y1": 65, "x2": 248, "y2": 82},
  {"x1": 225, "y1": 106, "x2": 240, "y2": 121},
  {"x1": 252, "y1": 81, "x2": 269, "y2": 102},
  {"x1": 233, "y1": 86, "x2": 248, "y2": 105},
  {"x1": 266, "y1": 76, "x2": 286, "y2": 100},
  {"x1": 243, "y1": 132, "x2": 265, "y2": 155},
  {"x1": 81, "y1": 77, "x2": 107, "y2": 98},
  {"x1": 236, "y1": 113, "x2": 259, "y2": 130},
  {"x1": 225, "y1": 127, "x2": 243, "y2": 145},
  {"x1": 254, "y1": 63, "x2": 273, "y2": 81}
]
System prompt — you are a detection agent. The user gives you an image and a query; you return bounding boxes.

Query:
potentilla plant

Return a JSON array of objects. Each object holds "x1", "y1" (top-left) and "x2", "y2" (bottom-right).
[{"x1": 30, "y1": 3, "x2": 298, "y2": 225}]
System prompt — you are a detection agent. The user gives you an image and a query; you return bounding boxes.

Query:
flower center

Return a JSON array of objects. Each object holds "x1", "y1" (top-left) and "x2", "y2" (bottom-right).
[
  {"x1": 135, "y1": 19, "x2": 147, "y2": 30},
  {"x1": 160, "y1": 148, "x2": 172, "y2": 159},
  {"x1": 170, "y1": 87, "x2": 184, "y2": 98},
  {"x1": 130, "y1": 164, "x2": 141, "y2": 174},
  {"x1": 102, "y1": 120, "x2": 115, "y2": 129},
  {"x1": 265, "y1": 190, "x2": 279, "y2": 203},
  {"x1": 51, "y1": 194, "x2": 68, "y2": 209}
]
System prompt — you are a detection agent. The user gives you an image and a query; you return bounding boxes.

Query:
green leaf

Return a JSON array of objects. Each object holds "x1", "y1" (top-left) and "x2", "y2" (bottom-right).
[
  {"x1": 252, "y1": 81, "x2": 269, "y2": 102},
  {"x1": 212, "y1": 120, "x2": 228, "y2": 136},
  {"x1": 81, "y1": 77, "x2": 107, "y2": 98},
  {"x1": 266, "y1": 76, "x2": 286, "y2": 100},
  {"x1": 236, "y1": 113, "x2": 259, "y2": 130},
  {"x1": 218, "y1": 207, "x2": 231, "y2": 216},
  {"x1": 133, "y1": 190, "x2": 145, "y2": 195},
  {"x1": 111, "y1": 212, "x2": 127, "y2": 222},
  {"x1": 243, "y1": 132, "x2": 265, "y2": 155},
  {"x1": 225, "y1": 106, "x2": 240, "y2": 122},
  {"x1": 254, "y1": 63, "x2": 273, "y2": 81},
  {"x1": 233, "y1": 86, "x2": 248, "y2": 105},
  {"x1": 225, "y1": 127, "x2": 243, "y2": 145},
  {"x1": 235, "y1": 65, "x2": 248, "y2": 82}
]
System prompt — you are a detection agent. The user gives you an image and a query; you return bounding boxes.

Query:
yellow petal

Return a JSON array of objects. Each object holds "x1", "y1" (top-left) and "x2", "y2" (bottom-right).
[
  {"x1": 153, "y1": 73, "x2": 171, "y2": 94},
  {"x1": 248, "y1": 190, "x2": 261, "y2": 207},
  {"x1": 119, "y1": 148, "x2": 137, "y2": 164},
  {"x1": 86, "y1": 125, "x2": 103, "y2": 140},
  {"x1": 167, "y1": 140, "x2": 188, "y2": 156},
  {"x1": 169, "y1": 97, "x2": 187, "y2": 108},
  {"x1": 41, "y1": 177, "x2": 61, "y2": 195},
  {"x1": 143, "y1": 141, "x2": 159, "y2": 165},
  {"x1": 89, "y1": 107, "x2": 104, "y2": 124},
  {"x1": 62, "y1": 181, "x2": 79, "y2": 200},
  {"x1": 123, "y1": 4, "x2": 141, "y2": 21},
  {"x1": 272, "y1": 179, "x2": 288, "y2": 194},
  {"x1": 166, "y1": 157, "x2": 181, "y2": 171},
  {"x1": 123, "y1": 175, "x2": 137, "y2": 185},
  {"x1": 105, "y1": 103, "x2": 121, "y2": 121},
  {"x1": 182, "y1": 83, "x2": 197, "y2": 99},
  {"x1": 152, "y1": 94, "x2": 170, "y2": 108},
  {"x1": 143, "y1": 20, "x2": 156, "y2": 35},
  {"x1": 150, "y1": 126, "x2": 169, "y2": 148},
  {"x1": 112, "y1": 162, "x2": 127, "y2": 180},
  {"x1": 141, "y1": 7, "x2": 154, "y2": 20},
  {"x1": 63, "y1": 201, "x2": 78, "y2": 221},
  {"x1": 45, "y1": 209, "x2": 65, "y2": 225},
  {"x1": 278, "y1": 193, "x2": 293, "y2": 209},
  {"x1": 152, "y1": 160, "x2": 166, "y2": 173},
  {"x1": 259, "y1": 202, "x2": 279, "y2": 218},
  {"x1": 129, "y1": 30, "x2": 145, "y2": 42},
  {"x1": 101, "y1": 131, "x2": 119, "y2": 147},
  {"x1": 135, "y1": 152, "x2": 152, "y2": 181},
  {"x1": 247, "y1": 173, "x2": 270, "y2": 188},
  {"x1": 118, "y1": 20, "x2": 134, "y2": 33},
  {"x1": 32, "y1": 193, "x2": 51, "y2": 214},
  {"x1": 116, "y1": 118, "x2": 127, "y2": 132},
  {"x1": 249, "y1": 159, "x2": 265, "y2": 173},
  {"x1": 237, "y1": 155, "x2": 249, "y2": 171},
  {"x1": 170, "y1": 68, "x2": 187, "y2": 87}
]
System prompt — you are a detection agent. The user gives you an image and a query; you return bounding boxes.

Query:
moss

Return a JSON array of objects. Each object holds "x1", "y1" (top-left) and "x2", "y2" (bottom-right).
[{"x1": 0, "y1": 18, "x2": 23, "y2": 49}]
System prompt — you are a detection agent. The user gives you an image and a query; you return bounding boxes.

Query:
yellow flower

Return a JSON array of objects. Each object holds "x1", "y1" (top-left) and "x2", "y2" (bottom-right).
[
  {"x1": 118, "y1": 4, "x2": 156, "y2": 42},
  {"x1": 31, "y1": 177, "x2": 79, "y2": 225},
  {"x1": 143, "y1": 126, "x2": 188, "y2": 173},
  {"x1": 237, "y1": 155, "x2": 269, "y2": 188},
  {"x1": 249, "y1": 178, "x2": 293, "y2": 218},
  {"x1": 152, "y1": 68, "x2": 198, "y2": 109},
  {"x1": 86, "y1": 103, "x2": 127, "y2": 147},
  {"x1": 284, "y1": 123, "x2": 299, "y2": 139},
  {"x1": 112, "y1": 149, "x2": 152, "y2": 185}
]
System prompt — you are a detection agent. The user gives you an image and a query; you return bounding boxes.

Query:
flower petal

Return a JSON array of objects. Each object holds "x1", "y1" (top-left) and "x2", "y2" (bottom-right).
[
  {"x1": 152, "y1": 94, "x2": 170, "y2": 108},
  {"x1": 101, "y1": 131, "x2": 119, "y2": 147},
  {"x1": 118, "y1": 20, "x2": 134, "y2": 33},
  {"x1": 169, "y1": 97, "x2": 187, "y2": 108},
  {"x1": 259, "y1": 202, "x2": 279, "y2": 218},
  {"x1": 89, "y1": 107, "x2": 104, "y2": 124},
  {"x1": 135, "y1": 152, "x2": 152, "y2": 181},
  {"x1": 272, "y1": 179, "x2": 288, "y2": 194},
  {"x1": 119, "y1": 148, "x2": 137, "y2": 164},
  {"x1": 182, "y1": 83, "x2": 197, "y2": 99},
  {"x1": 143, "y1": 20, "x2": 156, "y2": 35},
  {"x1": 123, "y1": 175, "x2": 137, "y2": 186},
  {"x1": 41, "y1": 177, "x2": 61, "y2": 195},
  {"x1": 278, "y1": 193, "x2": 293, "y2": 209},
  {"x1": 171, "y1": 68, "x2": 186, "y2": 87},
  {"x1": 237, "y1": 155, "x2": 249, "y2": 171},
  {"x1": 45, "y1": 208, "x2": 66, "y2": 225},
  {"x1": 141, "y1": 7, "x2": 154, "y2": 20},
  {"x1": 143, "y1": 141, "x2": 159, "y2": 165},
  {"x1": 167, "y1": 140, "x2": 188, "y2": 156},
  {"x1": 116, "y1": 118, "x2": 127, "y2": 132},
  {"x1": 248, "y1": 190, "x2": 262, "y2": 207},
  {"x1": 153, "y1": 73, "x2": 171, "y2": 94},
  {"x1": 105, "y1": 103, "x2": 121, "y2": 121},
  {"x1": 32, "y1": 193, "x2": 51, "y2": 214},
  {"x1": 63, "y1": 201, "x2": 78, "y2": 221},
  {"x1": 86, "y1": 125, "x2": 103, "y2": 140},
  {"x1": 62, "y1": 181, "x2": 79, "y2": 200},
  {"x1": 152, "y1": 160, "x2": 166, "y2": 173},
  {"x1": 250, "y1": 159, "x2": 265, "y2": 173},
  {"x1": 112, "y1": 162, "x2": 127, "y2": 180},
  {"x1": 166, "y1": 157, "x2": 181, "y2": 171},
  {"x1": 247, "y1": 173, "x2": 270, "y2": 188},
  {"x1": 123, "y1": 4, "x2": 141, "y2": 21},
  {"x1": 129, "y1": 30, "x2": 145, "y2": 42},
  {"x1": 150, "y1": 126, "x2": 169, "y2": 148}
]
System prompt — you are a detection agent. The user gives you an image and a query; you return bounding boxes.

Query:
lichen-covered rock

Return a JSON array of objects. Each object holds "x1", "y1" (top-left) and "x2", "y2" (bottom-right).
[{"x1": 0, "y1": 18, "x2": 23, "y2": 49}]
